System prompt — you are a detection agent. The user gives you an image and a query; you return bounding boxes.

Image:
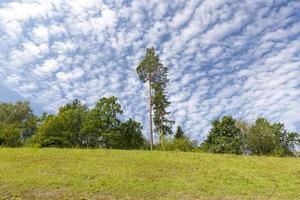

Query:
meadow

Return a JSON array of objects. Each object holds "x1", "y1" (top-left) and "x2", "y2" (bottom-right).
[{"x1": 0, "y1": 148, "x2": 299, "y2": 200}]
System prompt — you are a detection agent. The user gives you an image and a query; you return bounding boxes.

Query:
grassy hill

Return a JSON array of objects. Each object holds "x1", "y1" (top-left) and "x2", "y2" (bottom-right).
[{"x1": 0, "y1": 148, "x2": 299, "y2": 199}]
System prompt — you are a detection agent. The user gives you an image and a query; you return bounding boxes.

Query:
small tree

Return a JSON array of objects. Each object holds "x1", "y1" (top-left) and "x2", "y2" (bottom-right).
[
  {"x1": 246, "y1": 118, "x2": 276, "y2": 155},
  {"x1": 246, "y1": 118, "x2": 299, "y2": 156},
  {"x1": 38, "y1": 115, "x2": 71, "y2": 148},
  {"x1": 81, "y1": 96, "x2": 123, "y2": 148},
  {"x1": 0, "y1": 123, "x2": 22, "y2": 147},
  {"x1": 175, "y1": 126, "x2": 185, "y2": 139},
  {"x1": 202, "y1": 116, "x2": 242, "y2": 154},
  {"x1": 38, "y1": 99, "x2": 88, "y2": 148},
  {"x1": 235, "y1": 120, "x2": 250, "y2": 154},
  {"x1": 117, "y1": 119, "x2": 146, "y2": 149},
  {"x1": 0, "y1": 101, "x2": 36, "y2": 147},
  {"x1": 60, "y1": 99, "x2": 88, "y2": 147},
  {"x1": 162, "y1": 127, "x2": 197, "y2": 152}
]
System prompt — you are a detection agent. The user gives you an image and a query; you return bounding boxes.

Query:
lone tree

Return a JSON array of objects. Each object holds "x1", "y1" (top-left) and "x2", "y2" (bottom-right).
[{"x1": 136, "y1": 47, "x2": 171, "y2": 150}]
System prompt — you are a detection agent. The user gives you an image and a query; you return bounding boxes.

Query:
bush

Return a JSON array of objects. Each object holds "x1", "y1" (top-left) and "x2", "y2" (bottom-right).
[
  {"x1": 0, "y1": 124, "x2": 22, "y2": 147},
  {"x1": 23, "y1": 134, "x2": 41, "y2": 148},
  {"x1": 41, "y1": 137, "x2": 71, "y2": 148},
  {"x1": 158, "y1": 137, "x2": 197, "y2": 152}
]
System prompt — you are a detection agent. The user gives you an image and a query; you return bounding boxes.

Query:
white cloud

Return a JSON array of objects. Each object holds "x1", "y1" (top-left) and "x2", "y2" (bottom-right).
[
  {"x1": 33, "y1": 59, "x2": 60, "y2": 77},
  {"x1": 9, "y1": 41, "x2": 49, "y2": 67},
  {"x1": 0, "y1": 2, "x2": 51, "y2": 21},
  {"x1": 56, "y1": 68, "x2": 84, "y2": 81},
  {"x1": 51, "y1": 41, "x2": 76, "y2": 54},
  {"x1": 32, "y1": 26, "x2": 49, "y2": 43}
]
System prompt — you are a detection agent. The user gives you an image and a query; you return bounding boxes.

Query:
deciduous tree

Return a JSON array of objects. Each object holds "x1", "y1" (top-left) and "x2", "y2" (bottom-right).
[
  {"x1": 0, "y1": 101, "x2": 36, "y2": 147},
  {"x1": 202, "y1": 116, "x2": 242, "y2": 154}
]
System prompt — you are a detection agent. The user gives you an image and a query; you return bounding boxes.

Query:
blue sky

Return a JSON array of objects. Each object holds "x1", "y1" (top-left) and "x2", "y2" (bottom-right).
[{"x1": 0, "y1": 0, "x2": 299, "y2": 140}]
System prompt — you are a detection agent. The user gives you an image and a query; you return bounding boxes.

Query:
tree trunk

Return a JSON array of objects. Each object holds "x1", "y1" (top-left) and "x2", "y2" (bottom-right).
[
  {"x1": 148, "y1": 79, "x2": 153, "y2": 151},
  {"x1": 160, "y1": 131, "x2": 165, "y2": 150},
  {"x1": 87, "y1": 133, "x2": 91, "y2": 148}
]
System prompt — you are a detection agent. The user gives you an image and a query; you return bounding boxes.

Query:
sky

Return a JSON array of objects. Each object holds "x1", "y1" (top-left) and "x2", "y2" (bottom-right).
[{"x1": 0, "y1": 0, "x2": 299, "y2": 141}]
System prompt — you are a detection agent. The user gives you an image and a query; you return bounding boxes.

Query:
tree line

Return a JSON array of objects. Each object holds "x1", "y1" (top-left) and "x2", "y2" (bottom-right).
[
  {"x1": 0, "y1": 99, "x2": 299, "y2": 156},
  {"x1": 27, "y1": 97, "x2": 145, "y2": 149},
  {"x1": 0, "y1": 98, "x2": 192, "y2": 150},
  {"x1": 0, "y1": 48, "x2": 299, "y2": 156},
  {"x1": 201, "y1": 116, "x2": 299, "y2": 156}
]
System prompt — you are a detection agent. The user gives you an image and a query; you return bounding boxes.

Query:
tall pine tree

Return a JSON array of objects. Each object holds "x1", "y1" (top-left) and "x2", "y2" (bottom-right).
[
  {"x1": 136, "y1": 47, "x2": 173, "y2": 149},
  {"x1": 136, "y1": 47, "x2": 165, "y2": 150},
  {"x1": 152, "y1": 67, "x2": 174, "y2": 145}
]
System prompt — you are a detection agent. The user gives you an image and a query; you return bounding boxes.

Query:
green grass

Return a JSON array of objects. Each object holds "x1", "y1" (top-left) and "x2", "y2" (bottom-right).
[{"x1": 0, "y1": 148, "x2": 299, "y2": 200}]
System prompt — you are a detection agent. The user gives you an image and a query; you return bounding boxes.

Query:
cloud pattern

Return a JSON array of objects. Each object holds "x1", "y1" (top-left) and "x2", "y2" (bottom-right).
[{"x1": 0, "y1": 0, "x2": 300, "y2": 140}]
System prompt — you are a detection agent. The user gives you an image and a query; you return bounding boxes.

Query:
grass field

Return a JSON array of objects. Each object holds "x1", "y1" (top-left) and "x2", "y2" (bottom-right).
[{"x1": 0, "y1": 148, "x2": 299, "y2": 200}]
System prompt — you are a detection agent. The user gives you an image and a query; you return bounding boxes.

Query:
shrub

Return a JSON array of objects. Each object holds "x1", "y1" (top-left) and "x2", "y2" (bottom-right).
[{"x1": 158, "y1": 137, "x2": 197, "y2": 152}]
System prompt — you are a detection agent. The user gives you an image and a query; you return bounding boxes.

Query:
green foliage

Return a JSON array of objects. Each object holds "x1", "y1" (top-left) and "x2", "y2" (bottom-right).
[
  {"x1": 162, "y1": 137, "x2": 197, "y2": 152},
  {"x1": 81, "y1": 96, "x2": 123, "y2": 148},
  {"x1": 41, "y1": 137, "x2": 71, "y2": 148},
  {"x1": 38, "y1": 99, "x2": 88, "y2": 148},
  {"x1": 152, "y1": 83, "x2": 174, "y2": 142},
  {"x1": 0, "y1": 101, "x2": 36, "y2": 147},
  {"x1": 117, "y1": 119, "x2": 146, "y2": 149},
  {"x1": 174, "y1": 126, "x2": 185, "y2": 139},
  {"x1": 23, "y1": 134, "x2": 41, "y2": 148},
  {"x1": 202, "y1": 116, "x2": 299, "y2": 156},
  {"x1": 38, "y1": 115, "x2": 70, "y2": 147},
  {"x1": 247, "y1": 118, "x2": 277, "y2": 155},
  {"x1": 246, "y1": 118, "x2": 299, "y2": 156},
  {"x1": 234, "y1": 120, "x2": 250, "y2": 154},
  {"x1": 158, "y1": 126, "x2": 197, "y2": 152},
  {"x1": 0, "y1": 96, "x2": 299, "y2": 156},
  {"x1": 37, "y1": 97, "x2": 146, "y2": 150},
  {"x1": 174, "y1": 137, "x2": 198, "y2": 152},
  {"x1": 0, "y1": 101, "x2": 33, "y2": 123},
  {"x1": 202, "y1": 116, "x2": 242, "y2": 154},
  {"x1": 136, "y1": 47, "x2": 173, "y2": 150},
  {"x1": 136, "y1": 47, "x2": 164, "y2": 83},
  {"x1": 0, "y1": 123, "x2": 22, "y2": 147}
]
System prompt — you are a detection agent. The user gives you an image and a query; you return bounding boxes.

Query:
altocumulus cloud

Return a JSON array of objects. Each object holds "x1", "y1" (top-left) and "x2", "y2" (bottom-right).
[{"x1": 0, "y1": 0, "x2": 300, "y2": 140}]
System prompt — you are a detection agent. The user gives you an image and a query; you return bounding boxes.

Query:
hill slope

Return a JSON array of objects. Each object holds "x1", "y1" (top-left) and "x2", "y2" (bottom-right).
[{"x1": 0, "y1": 148, "x2": 299, "y2": 199}]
